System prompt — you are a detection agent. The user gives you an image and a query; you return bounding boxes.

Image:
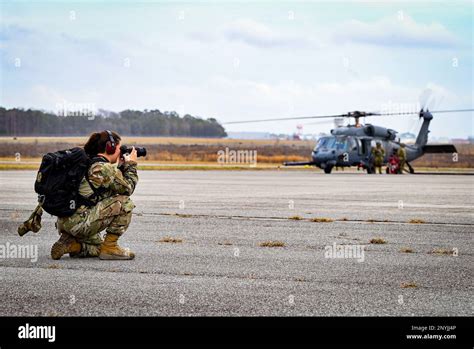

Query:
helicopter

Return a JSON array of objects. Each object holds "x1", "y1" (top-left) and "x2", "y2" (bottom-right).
[{"x1": 224, "y1": 108, "x2": 473, "y2": 174}]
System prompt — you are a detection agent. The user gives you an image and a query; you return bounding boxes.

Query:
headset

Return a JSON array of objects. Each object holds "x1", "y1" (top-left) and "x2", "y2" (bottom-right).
[{"x1": 104, "y1": 130, "x2": 117, "y2": 154}]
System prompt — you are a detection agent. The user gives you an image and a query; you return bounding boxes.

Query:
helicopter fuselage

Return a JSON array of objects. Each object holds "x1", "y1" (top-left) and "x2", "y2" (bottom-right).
[
  {"x1": 310, "y1": 134, "x2": 422, "y2": 172},
  {"x1": 283, "y1": 111, "x2": 457, "y2": 173}
]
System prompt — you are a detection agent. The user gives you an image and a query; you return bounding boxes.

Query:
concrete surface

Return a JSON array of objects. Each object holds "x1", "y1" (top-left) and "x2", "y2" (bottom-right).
[{"x1": 0, "y1": 170, "x2": 472, "y2": 316}]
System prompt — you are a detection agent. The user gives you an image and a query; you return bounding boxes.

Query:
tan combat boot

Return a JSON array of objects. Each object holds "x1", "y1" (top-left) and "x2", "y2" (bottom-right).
[
  {"x1": 51, "y1": 233, "x2": 81, "y2": 260},
  {"x1": 99, "y1": 233, "x2": 135, "y2": 260}
]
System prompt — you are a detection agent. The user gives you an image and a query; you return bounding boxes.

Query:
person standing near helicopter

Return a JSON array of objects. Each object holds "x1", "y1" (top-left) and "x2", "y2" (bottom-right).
[
  {"x1": 371, "y1": 141, "x2": 385, "y2": 174},
  {"x1": 397, "y1": 144, "x2": 407, "y2": 174}
]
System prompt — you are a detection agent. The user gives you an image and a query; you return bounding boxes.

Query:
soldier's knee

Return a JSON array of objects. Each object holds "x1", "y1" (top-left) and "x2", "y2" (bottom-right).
[
  {"x1": 113, "y1": 198, "x2": 134, "y2": 218},
  {"x1": 109, "y1": 195, "x2": 133, "y2": 213},
  {"x1": 108, "y1": 201, "x2": 122, "y2": 216},
  {"x1": 121, "y1": 197, "x2": 135, "y2": 214}
]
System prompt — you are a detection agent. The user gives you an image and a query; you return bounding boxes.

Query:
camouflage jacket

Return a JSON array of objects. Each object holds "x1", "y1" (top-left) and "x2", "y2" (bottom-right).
[
  {"x1": 371, "y1": 147, "x2": 385, "y2": 159},
  {"x1": 397, "y1": 147, "x2": 407, "y2": 160},
  {"x1": 78, "y1": 158, "x2": 139, "y2": 204}
]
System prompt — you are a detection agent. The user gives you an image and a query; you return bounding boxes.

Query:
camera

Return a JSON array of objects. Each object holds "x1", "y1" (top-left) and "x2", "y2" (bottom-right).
[{"x1": 120, "y1": 145, "x2": 147, "y2": 157}]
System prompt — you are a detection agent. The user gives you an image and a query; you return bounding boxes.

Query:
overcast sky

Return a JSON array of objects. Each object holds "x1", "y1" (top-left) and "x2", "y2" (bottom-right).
[{"x1": 1, "y1": 1, "x2": 472, "y2": 138}]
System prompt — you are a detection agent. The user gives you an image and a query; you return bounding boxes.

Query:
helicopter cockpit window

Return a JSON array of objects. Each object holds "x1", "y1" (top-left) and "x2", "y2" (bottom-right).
[
  {"x1": 316, "y1": 137, "x2": 350, "y2": 151},
  {"x1": 334, "y1": 137, "x2": 348, "y2": 151},
  {"x1": 315, "y1": 137, "x2": 335, "y2": 150}
]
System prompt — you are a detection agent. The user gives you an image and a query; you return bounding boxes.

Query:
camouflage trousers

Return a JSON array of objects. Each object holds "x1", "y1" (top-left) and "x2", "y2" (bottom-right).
[
  {"x1": 56, "y1": 195, "x2": 135, "y2": 258},
  {"x1": 399, "y1": 159, "x2": 407, "y2": 173},
  {"x1": 374, "y1": 158, "x2": 383, "y2": 174}
]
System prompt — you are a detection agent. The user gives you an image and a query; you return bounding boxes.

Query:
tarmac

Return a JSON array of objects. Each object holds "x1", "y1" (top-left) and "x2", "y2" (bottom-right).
[{"x1": 0, "y1": 170, "x2": 472, "y2": 316}]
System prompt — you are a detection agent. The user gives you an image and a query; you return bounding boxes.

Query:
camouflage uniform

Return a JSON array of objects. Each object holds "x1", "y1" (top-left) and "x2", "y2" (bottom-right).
[
  {"x1": 397, "y1": 146, "x2": 407, "y2": 173},
  {"x1": 56, "y1": 159, "x2": 138, "y2": 257},
  {"x1": 371, "y1": 143, "x2": 385, "y2": 174}
]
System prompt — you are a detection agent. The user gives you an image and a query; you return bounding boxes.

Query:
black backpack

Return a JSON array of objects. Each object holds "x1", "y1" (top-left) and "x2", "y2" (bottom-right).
[{"x1": 34, "y1": 147, "x2": 103, "y2": 217}]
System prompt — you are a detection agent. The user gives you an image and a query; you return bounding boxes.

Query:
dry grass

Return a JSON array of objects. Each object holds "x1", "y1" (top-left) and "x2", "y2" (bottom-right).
[
  {"x1": 370, "y1": 238, "x2": 387, "y2": 244},
  {"x1": 401, "y1": 282, "x2": 418, "y2": 288},
  {"x1": 340, "y1": 217, "x2": 349, "y2": 221},
  {"x1": 2, "y1": 137, "x2": 473, "y2": 168},
  {"x1": 218, "y1": 242, "x2": 233, "y2": 246},
  {"x1": 259, "y1": 241, "x2": 285, "y2": 248},
  {"x1": 429, "y1": 248, "x2": 453, "y2": 255},
  {"x1": 366, "y1": 219, "x2": 376, "y2": 223},
  {"x1": 0, "y1": 136, "x2": 312, "y2": 164},
  {"x1": 409, "y1": 219, "x2": 426, "y2": 224},
  {"x1": 47, "y1": 264, "x2": 61, "y2": 269},
  {"x1": 400, "y1": 247, "x2": 414, "y2": 253},
  {"x1": 0, "y1": 161, "x2": 285, "y2": 171},
  {"x1": 413, "y1": 144, "x2": 474, "y2": 168},
  {"x1": 289, "y1": 215, "x2": 303, "y2": 220},
  {"x1": 175, "y1": 213, "x2": 192, "y2": 218},
  {"x1": 159, "y1": 237, "x2": 183, "y2": 243},
  {"x1": 0, "y1": 163, "x2": 39, "y2": 170},
  {"x1": 310, "y1": 217, "x2": 334, "y2": 223}
]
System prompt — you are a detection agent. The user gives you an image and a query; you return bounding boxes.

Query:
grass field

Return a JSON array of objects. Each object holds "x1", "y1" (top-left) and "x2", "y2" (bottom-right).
[{"x1": 0, "y1": 136, "x2": 472, "y2": 170}]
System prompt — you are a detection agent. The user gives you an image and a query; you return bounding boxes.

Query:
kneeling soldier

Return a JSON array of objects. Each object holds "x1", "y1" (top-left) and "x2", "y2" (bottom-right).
[{"x1": 51, "y1": 130, "x2": 138, "y2": 260}]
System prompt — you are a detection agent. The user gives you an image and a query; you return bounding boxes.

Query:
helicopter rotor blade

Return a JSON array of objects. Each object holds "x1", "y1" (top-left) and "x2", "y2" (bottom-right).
[
  {"x1": 419, "y1": 88, "x2": 435, "y2": 111},
  {"x1": 223, "y1": 114, "x2": 348, "y2": 124},
  {"x1": 373, "y1": 108, "x2": 474, "y2": 116},
  {"x1": 424, "y1": 109, "x2": 474, "y2": 114},
  {"x1": 222, "y1": 108, "x2": 474, "y2": 124}
]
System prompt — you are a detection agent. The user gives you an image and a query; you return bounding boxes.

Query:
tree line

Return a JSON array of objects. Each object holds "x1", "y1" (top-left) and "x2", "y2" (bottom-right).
[{"x1": 0, "y1": 107, "x2": 227, "y2": 137}]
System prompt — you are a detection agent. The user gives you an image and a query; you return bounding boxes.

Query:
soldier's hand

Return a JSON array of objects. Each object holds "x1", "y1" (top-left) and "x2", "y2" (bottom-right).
[{"x1": 123, "y1": 147, "x2": 138, "y2": 163}]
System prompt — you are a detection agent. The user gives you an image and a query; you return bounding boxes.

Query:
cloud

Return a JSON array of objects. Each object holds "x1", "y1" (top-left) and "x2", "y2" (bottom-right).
[
  {"x1": 1, "y1": 6, "x2": 470, "y2": 138},
  {"x1": 334, "y1": 15, "x2": 460, "y2": 48},
  {"x1": 223, "y1": 19, "x2": 320, "y2": 49},
  {"x1": 210, "y1": 75, "x2": 421, "y2": 115},
  {"x1": 0, "y1": 24, "x2": 33, "y2": 41},
  {"x1": 205, "y1": 76, "x2": 471, "y2": 137}
]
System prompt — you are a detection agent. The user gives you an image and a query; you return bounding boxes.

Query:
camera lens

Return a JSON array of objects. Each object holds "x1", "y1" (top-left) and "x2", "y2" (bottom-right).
[
  {"x1": 136, "y1": 147, "x2": 147, "y2": 157},
  {"x1": 120, "y1": 145, "x2": 147, "y2": 157}
]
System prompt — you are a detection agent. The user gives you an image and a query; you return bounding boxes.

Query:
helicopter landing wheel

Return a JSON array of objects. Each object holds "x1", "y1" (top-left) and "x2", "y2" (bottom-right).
[{"x1": 324, "y1": 166, "x2": 333, "y2": 174}]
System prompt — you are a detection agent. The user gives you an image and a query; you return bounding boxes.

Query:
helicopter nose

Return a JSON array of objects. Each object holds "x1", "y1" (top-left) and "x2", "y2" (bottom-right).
[{"x1": 314, "y1": 150, "x2": 336, "y2": 162}]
